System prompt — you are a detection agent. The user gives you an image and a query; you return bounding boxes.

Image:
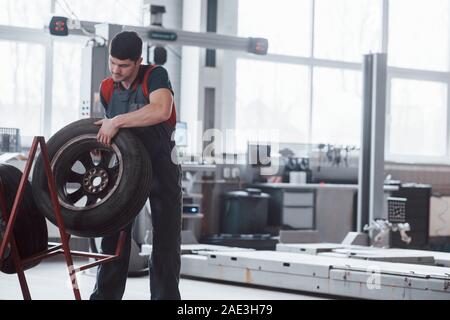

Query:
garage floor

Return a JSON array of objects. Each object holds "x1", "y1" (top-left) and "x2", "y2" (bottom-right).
[{"x1": 0, "y1": 257, "x2": 328, "y2": 300}]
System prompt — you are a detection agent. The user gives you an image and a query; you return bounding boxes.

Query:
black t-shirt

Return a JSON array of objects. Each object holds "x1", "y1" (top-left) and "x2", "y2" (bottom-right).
[{"x1": 145, "y1": 65, "x2": 173, "y2": 94}]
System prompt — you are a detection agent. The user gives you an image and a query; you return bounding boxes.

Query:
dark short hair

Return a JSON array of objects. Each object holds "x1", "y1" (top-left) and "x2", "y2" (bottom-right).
[{"x1": 110, "y1": 31, "x2": 143, "y2": 61}]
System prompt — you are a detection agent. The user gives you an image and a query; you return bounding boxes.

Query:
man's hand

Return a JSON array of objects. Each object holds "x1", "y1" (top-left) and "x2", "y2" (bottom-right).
[{"x1": 94, "y1": 118, "x2": 119, "y2": 146}]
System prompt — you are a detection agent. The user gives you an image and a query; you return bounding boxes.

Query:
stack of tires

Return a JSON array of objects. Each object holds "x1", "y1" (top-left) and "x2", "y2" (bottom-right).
[
  {"x1": 0, "y1": 164, "x2": 48, "y2": 274},
  {"x1": 1, "y1": 118, "x2": 152, "y2": 274}
]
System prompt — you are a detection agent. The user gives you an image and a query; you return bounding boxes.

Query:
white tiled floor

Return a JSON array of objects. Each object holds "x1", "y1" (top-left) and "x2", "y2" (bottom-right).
[{"x1": 0, "y1": 257, "x2": 328, "y2": 300}]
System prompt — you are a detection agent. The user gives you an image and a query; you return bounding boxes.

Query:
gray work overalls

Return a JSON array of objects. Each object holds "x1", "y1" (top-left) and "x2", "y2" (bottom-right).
[{"x1": 90, "y1": 66, "x2": 182, "y2": 300}]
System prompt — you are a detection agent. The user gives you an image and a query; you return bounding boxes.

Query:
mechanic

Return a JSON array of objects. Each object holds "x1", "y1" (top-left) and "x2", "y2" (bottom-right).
[{"x1": 91, "y1": 31, "x2": 182, "y2": 300}]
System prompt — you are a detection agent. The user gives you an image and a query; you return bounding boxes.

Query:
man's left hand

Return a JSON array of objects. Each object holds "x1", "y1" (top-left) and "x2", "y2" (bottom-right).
[{"x1": 94, "y1": 118, "x2": 119, "y2": 146}]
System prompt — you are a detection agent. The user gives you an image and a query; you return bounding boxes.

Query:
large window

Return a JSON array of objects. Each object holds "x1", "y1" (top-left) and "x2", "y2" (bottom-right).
[
  {"x1": 238, "y1": 0, "x2": 312, "y2": 57},
  {"x1": 386, "y1": 0, "x2": 450, "y2": 162},
  {"x1": 0, "y1": 0, "x2": 50, "y2": 28},
  {"x1": 51, "y1": 40, "x2": 83, "y2": 134},
  {"x1": 0, "y1": 0, "x2": 145, "y2": 143},
  {"x1": 235, "y1": 0, "x2": 450, "y2": 163},
  {"x1": 235, "y1": 59, "x2": 310, "y2": 150},
  {"x1": 311, "y1": 68, "x2": 362, "y2": 145},
  {"x1": 54, "y1": 0, "x2": 144, "y2": 26},
  {"x1": 389, "y1": 79, "x2": 448, "y2": 158},
  {"x1": 0, "y1": 41, "x2": 45, "y2": 137},
  {"x1": 388, "y1": 0, "x2": 449, "y2": 71},
  {"x1": 314, "y1": 0, "x2": 382, "y2": 62}
]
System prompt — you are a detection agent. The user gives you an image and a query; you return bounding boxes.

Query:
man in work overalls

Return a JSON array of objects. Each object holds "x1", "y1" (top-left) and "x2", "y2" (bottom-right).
[{"x1": 90, "y1": 31, "x2": 182, "y2": 300}]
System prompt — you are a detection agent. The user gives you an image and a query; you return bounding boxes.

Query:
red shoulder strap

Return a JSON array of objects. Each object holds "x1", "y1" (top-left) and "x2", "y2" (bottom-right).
[
  {"x1": 142, "y1": 65, "x2": 177, "y2": 128},
  {"x1": 100, "y1": 78, "x2": 114, "y2": 105}
]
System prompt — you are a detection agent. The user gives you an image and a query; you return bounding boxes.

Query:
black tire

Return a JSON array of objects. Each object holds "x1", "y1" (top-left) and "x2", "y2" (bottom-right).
[
  {"x1": 0, "y1": 164, "x2": 48, "y2": 274},
  {"x1": 32, "y1": 118, "x2": 152, "y2": 238}
]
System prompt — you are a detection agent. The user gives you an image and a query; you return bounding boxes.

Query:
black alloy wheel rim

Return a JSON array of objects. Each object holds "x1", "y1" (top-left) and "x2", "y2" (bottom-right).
[{"x1": 50, "y1": 134, "x2": 124, "y2": 211}]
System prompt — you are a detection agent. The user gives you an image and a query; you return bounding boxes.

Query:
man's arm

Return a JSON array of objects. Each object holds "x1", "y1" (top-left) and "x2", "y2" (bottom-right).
[{"x1": 95, "y1": 88, "x2": 173, "y2": 145}]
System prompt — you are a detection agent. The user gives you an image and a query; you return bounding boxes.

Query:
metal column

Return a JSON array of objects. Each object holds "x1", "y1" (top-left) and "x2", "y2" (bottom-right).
[{"x1": 357, "y1": 53, "x2": 387, "y2": 233}]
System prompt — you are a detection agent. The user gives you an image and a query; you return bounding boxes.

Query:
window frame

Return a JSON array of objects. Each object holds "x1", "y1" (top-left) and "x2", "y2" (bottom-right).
[
  {"x1": 1, "y1": 0, "x2": 450, "y2": 164},
  {"x1": 0, "y1": 24, "x2": 53, "y2": 141},
  {"x1": 0, "y1": 0, "x2": 146, "y2": 145},
  {"x1": 233, "y1": 0, "x2": 450, "y2": 165},
  {"x1": 385, "y1": 71, "x2": 450, "y2": 165}
]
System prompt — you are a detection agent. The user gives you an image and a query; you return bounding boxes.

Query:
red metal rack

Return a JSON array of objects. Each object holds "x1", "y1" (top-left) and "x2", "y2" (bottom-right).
[{"x1": 0, "y1": 136, "x2": 125, "y2": 300}]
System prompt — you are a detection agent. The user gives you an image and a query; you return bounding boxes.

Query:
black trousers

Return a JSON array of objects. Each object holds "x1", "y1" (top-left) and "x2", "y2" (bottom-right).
[{"x1": 90, "y1": 124, "x2": 182, "y2": 300}]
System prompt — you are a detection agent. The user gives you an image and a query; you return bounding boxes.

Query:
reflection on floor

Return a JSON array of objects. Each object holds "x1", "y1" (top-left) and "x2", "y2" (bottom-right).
[{"x1": 0, "y1": 256, "x2": 328, "y2": 300}]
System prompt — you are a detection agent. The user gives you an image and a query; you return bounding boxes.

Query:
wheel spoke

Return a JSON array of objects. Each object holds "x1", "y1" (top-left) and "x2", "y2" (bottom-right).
[{"x1": 66, "y1": 188, "x2": 84, "y2": 204}]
